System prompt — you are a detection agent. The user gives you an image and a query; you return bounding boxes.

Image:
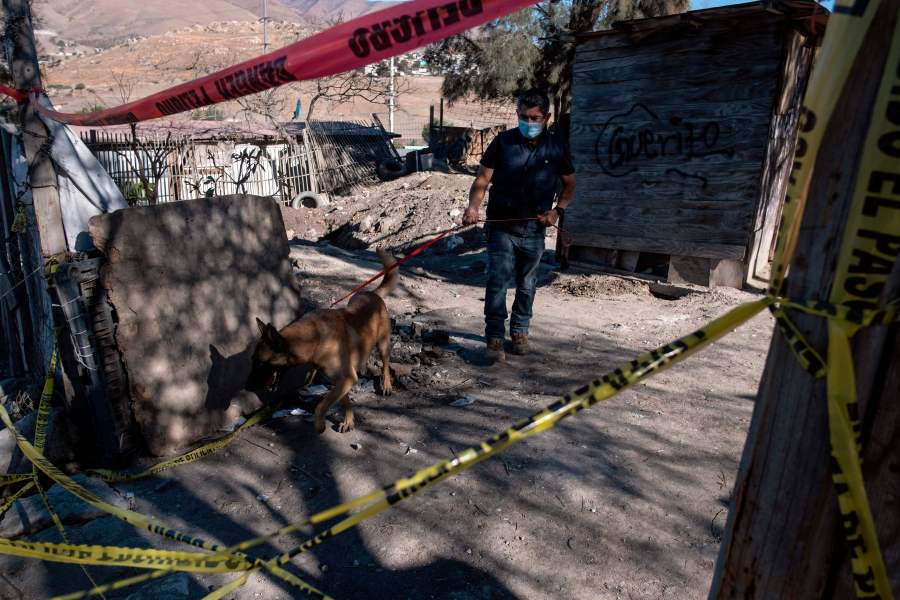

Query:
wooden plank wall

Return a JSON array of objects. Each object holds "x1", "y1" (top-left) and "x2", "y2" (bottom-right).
[
  {"x1": 568, "y1": 14, "x2": 787, "y2": 261},
  {"x1": 745, "y1": 29, "x2": 815, "y2": 281}
]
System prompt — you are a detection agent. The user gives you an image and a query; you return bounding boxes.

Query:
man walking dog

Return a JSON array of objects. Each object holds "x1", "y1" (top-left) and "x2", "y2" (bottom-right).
[{"x1": 463, "y1": 89, "x2": 576, "y2": 363}]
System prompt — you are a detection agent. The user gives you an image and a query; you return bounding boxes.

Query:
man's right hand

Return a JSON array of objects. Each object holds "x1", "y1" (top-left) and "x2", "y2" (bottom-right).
[{"x1": 462, "y1": 206, "x2": 479, "y2": 226}]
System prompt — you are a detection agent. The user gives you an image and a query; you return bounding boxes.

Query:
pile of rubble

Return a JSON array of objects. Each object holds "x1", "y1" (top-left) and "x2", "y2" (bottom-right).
[
  {"x1": 281, "y1": 172, "x2": 484, "y2": 255},
  {"x1": 362, "y1": 318, "x2": 456, "y2": 392}
]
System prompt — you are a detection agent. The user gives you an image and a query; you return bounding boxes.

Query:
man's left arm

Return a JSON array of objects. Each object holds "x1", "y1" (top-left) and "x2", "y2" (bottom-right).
[
  {"x1": 556, "y1": 173, "x2": 576, "y2": 210},
  {"x1": 538, "y1": 171, "x2": 576, "y2": 226}
]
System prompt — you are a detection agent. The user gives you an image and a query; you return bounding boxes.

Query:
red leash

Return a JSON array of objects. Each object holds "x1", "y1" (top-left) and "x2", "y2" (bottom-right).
[
  {"x1": 328, "y1": 217, "x2": 571, "y2": 307},
  {"x1": 330, "y1": 226, "x2": 460, "y2": 306}
]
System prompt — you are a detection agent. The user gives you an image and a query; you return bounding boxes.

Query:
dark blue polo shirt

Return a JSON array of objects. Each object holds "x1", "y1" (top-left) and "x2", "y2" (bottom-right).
[{"x1": 480, "y1": 128, "x2": 575, "y2": 236}]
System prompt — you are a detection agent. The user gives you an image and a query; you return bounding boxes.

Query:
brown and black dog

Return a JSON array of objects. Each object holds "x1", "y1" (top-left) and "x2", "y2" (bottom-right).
[{"x1": 245, "y1": 248, "x2": 398, "y2": 433}]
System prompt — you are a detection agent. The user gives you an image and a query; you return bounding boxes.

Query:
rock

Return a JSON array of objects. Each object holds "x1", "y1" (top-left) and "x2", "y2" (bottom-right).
[
  {"x1": 0, "y1": 474, "x2": 129, "y2": 538},
  {"x1": 1, "y1": 409, "x2": 72, "y2": 475},
  {"x1": 299, "y1": 385, "x2": 329, "y2": 397},
  {"x1": 424, "y1": 329, "x2": 451, "y2": 346},
  {"x1": 365, "y1": 359, "x2": 381, "y2": 379},
  {"x1": 450, "y1": 396, "x2": 476, "y2": 408},
  {"x1": 448, "y1": 208, "x2": 462, "y2": 218},
  {"x1": 285, "y1": 228, "x2": 295, "y2": 239},
  {"x1": 0, "y1": 412, "x2": 36, "y2": 473},
  {"x1": 389, "y1": 363, "x2": 415, "y2": 377}
]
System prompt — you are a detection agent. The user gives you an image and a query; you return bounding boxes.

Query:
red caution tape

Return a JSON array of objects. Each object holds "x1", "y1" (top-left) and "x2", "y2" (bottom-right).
[
  {"x1": 0, "y1": 84, "x2": 28, "y2": 103},
  {"x1": 4, "y1": 0, "x2": 538, "y2": 126}
]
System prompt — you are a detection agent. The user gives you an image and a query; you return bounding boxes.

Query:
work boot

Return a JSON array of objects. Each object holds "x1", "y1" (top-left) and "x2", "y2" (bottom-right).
[
  {"x1": 510, "y1": 332, "x2": 530, "y2": 355},
  {"x1": 485, "y1": 338, "x2": 506, "y2": 364}
]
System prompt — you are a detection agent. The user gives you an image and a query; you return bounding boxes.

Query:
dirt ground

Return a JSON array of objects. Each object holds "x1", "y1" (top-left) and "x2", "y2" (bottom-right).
[{"x1": 0, "y1": 174, "x2": 775, "y2": 600}]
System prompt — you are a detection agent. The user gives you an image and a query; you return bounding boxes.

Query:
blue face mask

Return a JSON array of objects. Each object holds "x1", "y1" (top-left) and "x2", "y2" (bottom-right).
[{"x1": 518, "y1": 120, "x2": 544, "y2": 139}]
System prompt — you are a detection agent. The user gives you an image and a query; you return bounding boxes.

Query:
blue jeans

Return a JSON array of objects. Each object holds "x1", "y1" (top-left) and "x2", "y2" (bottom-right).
[{"x1": 484, "y1": 228, "x2": 545, "y2": 340}]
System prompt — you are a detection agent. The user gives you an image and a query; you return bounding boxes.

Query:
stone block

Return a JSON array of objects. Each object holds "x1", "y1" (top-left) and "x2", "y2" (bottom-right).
[
  {"x1": 667, "y1": 255, "x2": 711, "y2": 286},
  {"x1": 89, "y1": 195, "x2": 303, "y2": 455}
]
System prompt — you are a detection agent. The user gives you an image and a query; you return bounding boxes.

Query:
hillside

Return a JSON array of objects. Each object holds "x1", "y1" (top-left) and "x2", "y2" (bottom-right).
[
  {"x1": 39, "y1": 19, "x2": 467, "y2": 135},
  {"x1": 33, "y1": 0, "x2": 298, "y2": 48},
  {"x1": 43, "y1": 20, "x2": 320, "y2": 92},
  {"x1": 32, "y1": 0, "x2": 399, "y2": 49},
  {"x1": 279, "y1": 0, "x2": 400, "y2": 20}
]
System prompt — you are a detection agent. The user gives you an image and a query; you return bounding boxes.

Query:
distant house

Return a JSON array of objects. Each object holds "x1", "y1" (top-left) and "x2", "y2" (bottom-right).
[{"x1": 565, "y1": 0, "x2": 827, "y2": 287}]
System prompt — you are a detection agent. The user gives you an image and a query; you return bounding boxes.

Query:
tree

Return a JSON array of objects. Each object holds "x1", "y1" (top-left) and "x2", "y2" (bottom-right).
[
  {"x1": 304, "y1": 69, "x2": 407, "y2": 120},
  {"x1": 424, "y1": 0, "x2": 689, "y2": 118}
]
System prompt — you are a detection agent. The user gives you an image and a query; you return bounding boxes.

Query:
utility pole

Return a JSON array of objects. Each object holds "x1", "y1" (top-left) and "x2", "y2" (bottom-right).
[
  {"x1": 388, "y1": 56, "x2": 396, "y2": 133},
  {"x1": 261, "y1": 0, "x2": 270, "y2": 54},
  {"x1": 711, "y1": 2, "x2": 899, "y2": 597},
  {"x1": 3, "y1": 0, "x2": 67, "y2": 259}
]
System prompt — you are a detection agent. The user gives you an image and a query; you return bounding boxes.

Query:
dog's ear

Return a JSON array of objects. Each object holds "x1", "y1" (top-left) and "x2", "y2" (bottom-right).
[
  {"x1": 263, "y1": 323, "x2": 287, "y2": 351},
  {"x1": 255, "y1": 317, "x2": 267, "y2": 337}
]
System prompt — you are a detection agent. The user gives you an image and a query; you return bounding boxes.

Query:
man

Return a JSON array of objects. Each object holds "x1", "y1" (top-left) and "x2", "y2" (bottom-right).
[{"x1": 463, "y1": 89, "x2": 576, "y2": 363}]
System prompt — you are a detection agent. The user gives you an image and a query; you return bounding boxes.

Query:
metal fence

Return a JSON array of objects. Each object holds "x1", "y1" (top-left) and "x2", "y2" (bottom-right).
[{"x1": 80, "y1": 120, "x2": 396, "y2": 206}]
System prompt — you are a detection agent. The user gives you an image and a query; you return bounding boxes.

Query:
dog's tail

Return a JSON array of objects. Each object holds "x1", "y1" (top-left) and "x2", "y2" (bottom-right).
[{"x1": 374, "y1": 248, "x2": 399, "y2": 299}]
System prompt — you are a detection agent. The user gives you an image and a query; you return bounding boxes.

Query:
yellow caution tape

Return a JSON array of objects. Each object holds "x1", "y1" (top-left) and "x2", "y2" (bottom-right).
[
  {"x1": 5, "y1": 10, "x2": 897, "y2": 594},
  {"x1": 30, "y1": 347, "x2": 108, "y2": 599},
  {"x1": 767, "y1": 296, "x2": 897, "y2": 379},
  {"x1": 0, "y1": 473, "x2": 32, "y2": 487},
  {"x1": 53, "y1": 571, "x2": 172, "y2": 600},
  {"x1": 770, "y1": 307, "x2": 826, "y2": 378},
  {"x1": 0, "y1": 404, "x2": 247, "y2": 555},
  {"x1": 87, "y1": 401, "x2": 280, "y2": 483},
  {"x1": 0, "y1": 479, "x2": 35, "y2": 515},
  {"x1": 820, "y1": 8, "x2": 900, "y2": 597},
  {"x1": 201, "y1": 300, "x2": 769, "y2": 597},
  {"x1": 0, "y1": 537, "x2": 252, "y2": 572},
  {"x1": 0, "y1": 403, "x2": 327, "y2": 598},
  {"x1": 88, "y1": 369, "x2": 317, "y2": 483},
  {"x1": 778, "y1": 298, "x2": 899, "y2": 327},
  {"x1": 32, "y1": 348, "x2": 57, "y2": 456},
  {"x1": 768, "y1": 0, "x2": 881, "y2": 294},
  {"x1": 0, "y1": 346, "x2": 58, "y2": 519},
  {"x1": 56, "y1": 301, "x2": 767, "y2": 599}
]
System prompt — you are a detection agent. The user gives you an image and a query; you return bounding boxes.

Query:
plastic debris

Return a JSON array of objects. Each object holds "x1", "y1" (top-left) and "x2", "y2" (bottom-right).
[{"x1": 450, "y1": 396, "x2": 476, "y2": 407}]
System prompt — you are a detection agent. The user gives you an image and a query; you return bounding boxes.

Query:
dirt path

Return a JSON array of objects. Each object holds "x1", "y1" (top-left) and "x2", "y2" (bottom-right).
[{"x1": 2, "y1": 238, "x2": 773, "y2": 599}]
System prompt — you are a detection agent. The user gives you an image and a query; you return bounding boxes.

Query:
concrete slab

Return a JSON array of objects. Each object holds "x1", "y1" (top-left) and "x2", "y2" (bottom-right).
[{"x1": 89, "y1": 195, "x2": 303, "y2": 455}]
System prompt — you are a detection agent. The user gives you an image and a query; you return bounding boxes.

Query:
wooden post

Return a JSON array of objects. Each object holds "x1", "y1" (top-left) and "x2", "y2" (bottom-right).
[
  {"x1": 3, "y1": 0, "x2": 67, "y2": 259},
  {"x1": 302, "y1": 127, "x2": 318, "y2": 195},
  {"x1": 711, "y1": 3, "x2": 900, "y2": 597}
]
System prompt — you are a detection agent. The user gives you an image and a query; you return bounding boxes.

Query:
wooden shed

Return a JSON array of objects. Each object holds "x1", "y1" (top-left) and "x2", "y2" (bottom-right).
[{"x1": 565, "y1": 0, "x2": 827, "y2": 288}]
